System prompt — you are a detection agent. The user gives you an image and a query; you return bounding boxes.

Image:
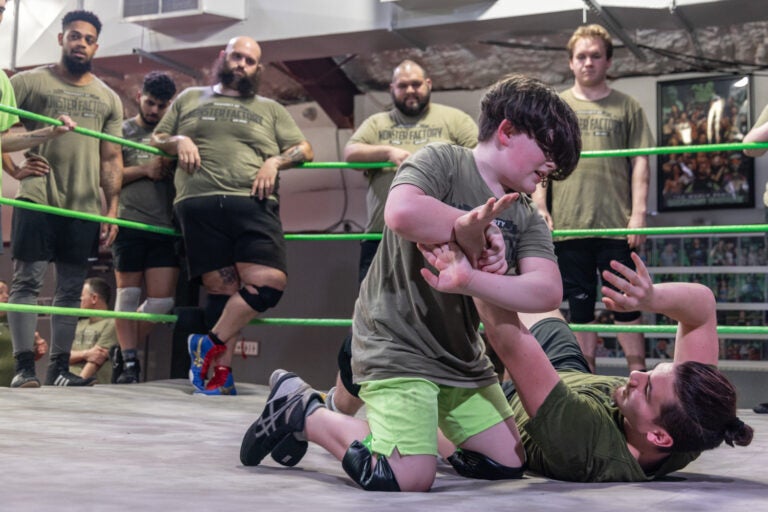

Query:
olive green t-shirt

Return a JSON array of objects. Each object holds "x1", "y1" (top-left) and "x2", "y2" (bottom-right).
[
  {"x1": 347, "y1": 103, "x2": 478, "y2": 233},
  {"x1": 70, "y1": 317, "x2": 117, "y2": 385},
  {"x1": 0, "y1": 69, "x2": 19, "y2": 251},
  {"x1": 352, "y1": 143, "x2": 555, "y2": 387},
  {"x1": 154, "y1": 87, "x2": 306, "y2": 204},
  {"x1": 0, "y1": 69, "x2": 20, "y2": 153},
  {"x1": 511, "y1": 371, "x2": 700, "y2": 482},
  {"x1": 11, "y1": 66, "x2": 123, "y2": 214},
  {"x1": 552, "y1": 88, "x2": 654, "y2": 239},
  {"x1": 119, "y1": 118, "x2": 175, "y2": 228}
]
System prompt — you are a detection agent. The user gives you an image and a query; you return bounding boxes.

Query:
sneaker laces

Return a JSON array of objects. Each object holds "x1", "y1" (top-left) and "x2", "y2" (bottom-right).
[
  {"x1": 200, "y1": 343, "x2": 227, "y2": 381},
  {"x1": 206, "y1": 365, "x2": 231, "y2": 390}
]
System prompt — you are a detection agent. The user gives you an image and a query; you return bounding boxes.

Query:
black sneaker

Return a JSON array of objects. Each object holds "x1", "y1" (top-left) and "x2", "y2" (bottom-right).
[
  {"x1": 10, "y1": 368, "x2": 40, "y2": 388},
  {"x1": 45, "y1": 355, "x2": 96, "y2": 387},
  {"x1": 109, "y1": 345, "x2": 124, "y2": 384},
  {"x1": 116, "y1": 360, "x2": 141, "y2": 384},
  {"x1": 45, "y1": 369, "x2": 96, "y2": 387},
  {"x1": 240, "y1": 370, "x2": 323, "y2": 467}
]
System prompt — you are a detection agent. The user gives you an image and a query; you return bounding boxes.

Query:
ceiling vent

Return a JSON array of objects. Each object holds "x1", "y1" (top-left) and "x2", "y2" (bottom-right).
[
  {"x1": 380, "y1": 0, "x2": 493, "y2": 10},
  {"x1": 122, "y1": 0, "x2": 246, "y2": 32}
]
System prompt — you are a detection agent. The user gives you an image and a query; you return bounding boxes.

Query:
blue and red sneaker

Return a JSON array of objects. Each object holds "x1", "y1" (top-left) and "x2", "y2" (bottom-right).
[
  {"x1": 187, "y1": 334, "x2": 225, "y2": 390},
  {"x1": 194, "y1": 365, "x2": 237, "y2": 396}
]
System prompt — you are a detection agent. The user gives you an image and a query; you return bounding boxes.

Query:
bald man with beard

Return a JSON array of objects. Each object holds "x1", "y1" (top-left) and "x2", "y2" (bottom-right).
[{"x1": 153, "y1": 36, "x2": 314, "y2": 395}]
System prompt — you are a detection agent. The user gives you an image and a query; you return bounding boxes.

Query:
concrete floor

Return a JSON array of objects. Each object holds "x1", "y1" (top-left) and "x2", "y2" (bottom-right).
[{"x1": 2, "y1": 380, "x2": 766, "y2": 512}]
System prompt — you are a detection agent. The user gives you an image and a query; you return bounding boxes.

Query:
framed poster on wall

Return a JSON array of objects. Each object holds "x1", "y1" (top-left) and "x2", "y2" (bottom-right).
[{"x1": 657, "y1": 74, "x2": 754, "y2": 211}]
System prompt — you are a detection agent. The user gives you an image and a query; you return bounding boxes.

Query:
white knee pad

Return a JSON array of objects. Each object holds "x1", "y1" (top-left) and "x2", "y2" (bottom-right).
[
  {"x1": 138, "y1": 297, "x2": 175, "y2": 315},
  {"x1": 115, "y1": 287, "x2": 142, "y2": 312}
]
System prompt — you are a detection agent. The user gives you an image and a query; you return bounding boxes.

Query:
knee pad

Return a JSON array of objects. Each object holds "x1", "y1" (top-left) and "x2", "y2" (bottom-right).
[
  {"x1": 115, "y1": 287, "x2": 142, "y2": 312},
  {"x1": 204, "y1": 294, "x2": 230, "y2": 330},
  {"x1": 239, "y1": 285, "x2": 283, "y2": 313},
  {"x1": 139, "y1": 297, "x2": 175, "y2": 315},
  {"x1": 447, "y1": 449, "x2": 526, "y2": 480},
  {"x1": 567, "y1": 292, "x2": 596, "y2": 323},
  {"x1": 341, "y1": 440, "x2": 401, "y2": 492}
]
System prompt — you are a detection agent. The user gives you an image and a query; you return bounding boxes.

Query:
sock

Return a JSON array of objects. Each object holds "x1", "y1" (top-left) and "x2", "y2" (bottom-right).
[
  {"x1": 325, "y1": 386, "x2": 338, "y2": 412},
  {"x1": 123, "y1": 349, "x2": 138, "y2": 362},
  {"x1": 209, "y1": 331, "x2": 226, "y2": 346}
]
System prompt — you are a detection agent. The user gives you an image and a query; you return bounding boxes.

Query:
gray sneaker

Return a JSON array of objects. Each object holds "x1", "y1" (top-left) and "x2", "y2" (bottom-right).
[
  {"x1": 10, "y1": 368, "x2": 40, "y2": 388},
  {"x1": 240, "y1": 370, "x2": 323, "y2": 467}
]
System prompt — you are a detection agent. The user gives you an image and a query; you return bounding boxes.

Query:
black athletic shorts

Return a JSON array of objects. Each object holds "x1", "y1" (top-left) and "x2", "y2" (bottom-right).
[
  {"x1": 337, "y1": 333, "x2": 361, "y2": 397},
  {"x1": 174, "y1": 195, "x2": 287, "y2": 279},
  {"x1": 555, "y1": 238, "x2": 641, "y2": 323},
  {"x1": 11, "y1": 202, "x2": 100, "y2": 264},
  {"x1": 112, "y1": 226, "x2": 180, "y2": 272},
  {"x1": 502, "y1": 317, "x2": 591, "y2": 401}
]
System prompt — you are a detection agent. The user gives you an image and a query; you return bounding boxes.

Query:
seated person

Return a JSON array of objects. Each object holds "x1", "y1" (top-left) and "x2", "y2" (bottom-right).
[{"x1": 68, "y1": 277, "x2": 118, "y2": 385}]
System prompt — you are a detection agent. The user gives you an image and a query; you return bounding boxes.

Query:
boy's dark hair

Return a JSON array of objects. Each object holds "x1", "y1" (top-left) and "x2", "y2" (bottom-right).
[
  {"x1": 655, "y1": 361, "x2": 753, "y2": 453},
  {"x1": 142, "y1": 71, "x2": 177, "y2": 102},
  {"x1": 62, "y1": 10, "x2": 102, "y2": 36},
  {"x1": 85, "y1": 277, "x2": 112, "y2": 307},
  {"x1": 477, "y1": 74, "x2": 581, "y2": 181},
  {"x1": 567, "y1": 24, "x2": 613, "y2": 60}
]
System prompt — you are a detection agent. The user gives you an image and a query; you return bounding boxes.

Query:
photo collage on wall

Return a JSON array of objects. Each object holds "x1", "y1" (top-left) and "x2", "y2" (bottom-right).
[{"x1": 588, "y1": 235, "x2": 767, "y2": 361}]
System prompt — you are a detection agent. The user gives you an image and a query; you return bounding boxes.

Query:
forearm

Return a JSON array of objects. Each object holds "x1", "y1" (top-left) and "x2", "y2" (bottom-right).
[
  {"x1": 475, "y1": 298, "x2": 560, "y2": 418},
  {"x1": 100, "y1": 153, "x2": 123, "y2": 216},
  {"x1": 122, "y1": 164, "x2": 151, "y2": 185},
  {"x1": 462, "y1": 267, "x2": 562, "y2": 313},
  {"x1": 2, "y1": 153, "x2": 18, "y2": 178},
  {"x1": 80, "y1": 362, "x2": 100, "y2": 379},
  {"x1": 268, "y1": 140, "x2": 313, "y2": 170},
  {"x1": 385, "y1": 187, "x2": 462, "y2": 243},
  {"x1": 629, "y1": 156, "x2": 649, "y2": 219},
  {"x1": 744, "y1": 122, "x2": 768, "y2": 157},
  {"x1": 647, "y1": 282, "x2": 715, "y2": 330},
  {"x1": 344, "y1": 143, "x2": 394, "y2": 163},
  {"x1": 1, "y1": 126, "x2": 57, "y2": 153},
  {"x1": 151, "y1": 133, "x2": 186, "y2": 155},
  {"x1": 70, "y1": 351, "x2": 87, "y2": 364},
  {"x1": 653, "y1": 283, "x2": 718, "y2": 364}
]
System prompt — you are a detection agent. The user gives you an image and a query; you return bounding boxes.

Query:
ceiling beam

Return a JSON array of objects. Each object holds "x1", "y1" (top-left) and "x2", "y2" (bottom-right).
[
  {"x1": 668, "y1": 1, "x2": 705, "y2": 62},
  {"x1": 278, "y1": 57, "x2": 361, "y2": 129},
  {"x1": 581, "y1": 0, "x2": 647, "y2": 61}
]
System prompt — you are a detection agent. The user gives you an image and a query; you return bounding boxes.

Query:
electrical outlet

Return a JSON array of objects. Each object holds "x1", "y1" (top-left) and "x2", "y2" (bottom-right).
[{"x1": 235, "y1": 340, "x2": 259, "y2": 356}]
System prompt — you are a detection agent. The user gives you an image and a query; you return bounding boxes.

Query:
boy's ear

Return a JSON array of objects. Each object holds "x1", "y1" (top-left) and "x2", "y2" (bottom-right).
[{"x1": 497, "y1": 119, "x2": 513, "y2": 144}]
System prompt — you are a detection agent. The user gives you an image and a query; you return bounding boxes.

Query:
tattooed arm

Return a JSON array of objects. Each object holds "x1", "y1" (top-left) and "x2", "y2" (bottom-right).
[
  {"x1": 251, "y1": 140, "x2": 314, "y2": 199},
  {"x1": 99, "y1": 140, "x2": 123, "y2": 247},
  {"x1": 1, "y1": 115, "x2": 76, "y2": 154}
]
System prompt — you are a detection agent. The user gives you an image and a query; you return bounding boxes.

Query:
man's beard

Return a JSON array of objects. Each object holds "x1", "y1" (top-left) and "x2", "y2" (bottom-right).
[
  {"x1": 62, "y1": 53, "x2": 92, "y2": 76},
  {"x1": 392, "y1": 90, "x2": 430, "y2": 117},
  {"x1": 139, "y1": 110, "x2": 158, "y2": 128},
  {"x1": 216, "y1": 59, "x2": 261, "y2": 97}
]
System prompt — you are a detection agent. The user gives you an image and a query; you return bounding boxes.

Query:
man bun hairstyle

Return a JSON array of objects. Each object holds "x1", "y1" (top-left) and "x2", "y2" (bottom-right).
[{"x1": 656, "y1": 361, "x2": 753, "y2": 453}]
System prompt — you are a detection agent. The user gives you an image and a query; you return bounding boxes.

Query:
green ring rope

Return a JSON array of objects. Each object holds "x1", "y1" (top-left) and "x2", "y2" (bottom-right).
[
  {"x1": 0, "y1": 197, "x2": 179, "y2": 235},
  {"x1": 0, "y1": 104, "x2": 170, "y2": 157},
  {"x1": 0, "y1": 303, "x2": 765, "y2": 336},
  {"x1": 2, "y1": 193, "x2": 767, "y2": 241},
  {"x1": 3, "y1": 103, "x2": 768, "y2": 165},
  {"x1": 3, "y1": 104, "x2": 767, "y2": 339}
]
